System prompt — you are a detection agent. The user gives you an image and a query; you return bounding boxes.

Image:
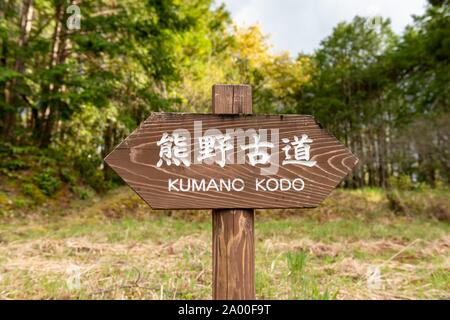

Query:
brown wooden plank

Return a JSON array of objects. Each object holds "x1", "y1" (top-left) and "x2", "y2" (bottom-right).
[
  {"x1": 212, "y1": 84, "x2": 234, "y2": 114},
  {"x1": 213, "y1": 208, "x2": 255, "y2": 299},
  {"x1": 212, "y1": 84, "x2": 254, "y2": 300},
  {"x1": 103, "y1": 83, "x2": 359, "y2": 301},
  {"x1": 104, "y1": 112, "x2": 358, "y2": 209}
]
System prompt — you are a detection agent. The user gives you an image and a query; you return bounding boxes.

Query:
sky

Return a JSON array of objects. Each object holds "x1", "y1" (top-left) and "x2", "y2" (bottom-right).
[{"x1": 221, "y1": 0, "x2": 428, "y2": 56}]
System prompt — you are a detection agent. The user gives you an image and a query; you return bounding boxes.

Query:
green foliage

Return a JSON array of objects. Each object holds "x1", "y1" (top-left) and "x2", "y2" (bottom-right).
[
  {"x1": 0, "y1": 143, "x2": 34, "y2": 170},
  {"x1": 13, "y1": 197, "x2": 30, "y2": 209},
  {"x1": 60, "y1": 168, "x2": 77, "y2": 186},
  {"x1": 387, "y1": 189, "x2": 449, "y2": 221},
  {"x1": 0, "y1": 192, "x2": 9, "y2": 206},
  {"x1": 33, "y1": 169, "x2": 60, "y2": 197},
  {"x1": 286, "y1": 251, "x2": 337, "y2": 300},
  {"x1": 388, "y1": 175, "x2": 416, "y2": 190},
  {"x1": 73, "y1": 154, "x2": 110, "y2": 192},
  {"x1": 287, "y1": 251, "x2": 307, "y2": 276},
  {"x1": 21, "y1": 183, "x2": 46, "y2": 204},
  {"x1": 71, "y1": 186, "x2": 95, "y2": 200},
  {"x1": 1, "y1": 159, "x2": 28, "y2": 170},
  {"x1": 0, "y1": 0, "x2": 448, "y2": 194}
]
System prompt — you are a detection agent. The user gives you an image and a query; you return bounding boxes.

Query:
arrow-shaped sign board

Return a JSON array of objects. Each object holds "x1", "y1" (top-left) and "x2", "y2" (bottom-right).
[{"x1": 105, "y1": 113, "x2": 358, "y2": 209}]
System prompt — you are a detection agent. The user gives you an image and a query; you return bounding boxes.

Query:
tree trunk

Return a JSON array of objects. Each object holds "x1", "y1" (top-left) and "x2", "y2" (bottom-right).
[
  {"x1": 0, "y1": 7, "x2": 8, "y2": 130},
  {"x1": 378, "y1": 124, "x2": 388, "y2": 188},
  {"x1": 3, "y1": 0, "x2": 34, "y2": 139},
  {"x1": 103, "y1": 120, "x2": 117, "y2": 180},
  {"x1": 39, "y1": 1, "x2": 67, "y2": 148}
]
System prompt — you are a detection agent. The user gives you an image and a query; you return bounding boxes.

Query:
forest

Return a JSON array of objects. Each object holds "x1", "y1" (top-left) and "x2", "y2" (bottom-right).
[
  {"x1": 0, "y1": 0, "x2": 448, "y2": 195},
  {"x1": 0, "y1": 0, "x2": 449, "y2": 301}
]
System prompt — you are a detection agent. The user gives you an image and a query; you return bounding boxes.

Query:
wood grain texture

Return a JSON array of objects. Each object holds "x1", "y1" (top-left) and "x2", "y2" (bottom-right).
[
  {"x1": 212, "y1": 84, "x2": 254, "y2": 300},
  {"x1": 213, "y1": 208, "x2": 255, "y2": 300},
  {"x1": 104, "y1": 110, "x2": 358, "y2": 209},
  {"x1": 103, "y1": 84, "x2": 359, "y2": 300}
]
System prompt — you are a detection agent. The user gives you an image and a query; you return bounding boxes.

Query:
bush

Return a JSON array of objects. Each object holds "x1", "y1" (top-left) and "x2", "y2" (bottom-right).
[
  {"x1": 388, "y1": 174, "x2": 415, "y2": 190},
  {"x1": 60, "y1": 168, "x2": 77, "y2": 185},
  {"x1": 388, "y1": 174, "x2": 434, "y2": 191},
  {"x1": 21, "y1": 183, "x2": 46, "y2": 204},
  {"x1": 71, "y1": 186, "x2": 95, "y2": 200},
  {"x1": 0, "y1": 143, "x2": 36, "y2": 170},
  {"x1": 33, "y1": 169, "x2": 61, "y2": 196},
  {"x1": 1, "y1": 158, "x2": 29, "y2": 170},
  {"x1": 14, "y1": 197, "x2": 30, "y2": 209},
  {"x1": 386, "y1": 190, "x2": 406, "y2": 213},
  {"x1": 73, "y1": 154, "x2": 111, "y2": 192},
  {"x1": 387, "y1": 189, "x2": 450, "y2": 221},
  {"x1": 0, "y1": 192, "x2": 10, "y2": 207}
]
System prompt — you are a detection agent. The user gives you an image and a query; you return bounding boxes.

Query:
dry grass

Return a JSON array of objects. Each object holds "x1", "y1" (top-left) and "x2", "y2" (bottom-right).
[{"x1": 0, "y1": 187, "x2": 448, "y2": 300}]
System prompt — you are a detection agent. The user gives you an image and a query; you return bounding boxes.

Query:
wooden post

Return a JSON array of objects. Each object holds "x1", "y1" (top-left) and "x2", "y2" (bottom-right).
[
  {"x1": 106, "y1": 85, "x2": 358, "y2": 299},
  {"x1": 212, "y1": 84, "x2": 255, "y2": 300}
]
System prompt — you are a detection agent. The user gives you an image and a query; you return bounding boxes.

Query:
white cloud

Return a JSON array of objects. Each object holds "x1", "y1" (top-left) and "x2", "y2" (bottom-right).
[{"x1": 221, "y1": 0, "x2": 427, "y2": 55}]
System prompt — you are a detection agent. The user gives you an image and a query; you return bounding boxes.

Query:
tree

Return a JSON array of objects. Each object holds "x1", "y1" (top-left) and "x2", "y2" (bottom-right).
[{"x1": 296, "y1": 16, "x2": 398, "y2": 187}]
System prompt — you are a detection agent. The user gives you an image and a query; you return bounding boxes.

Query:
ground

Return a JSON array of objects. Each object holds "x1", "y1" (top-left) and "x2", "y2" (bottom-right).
[{"x1": 0, "y1": 187, "x2": 448, "y2": 300}]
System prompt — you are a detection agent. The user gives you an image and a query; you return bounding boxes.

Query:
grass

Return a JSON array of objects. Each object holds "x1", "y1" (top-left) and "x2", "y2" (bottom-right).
[{"x1": 0, "y1": 187, "x2": 448, "y2": 299}]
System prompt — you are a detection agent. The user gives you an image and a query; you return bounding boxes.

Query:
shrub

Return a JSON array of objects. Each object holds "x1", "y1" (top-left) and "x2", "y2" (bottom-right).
[
  {"x1": 14, "y1": 197, "x2": 30, "y2": 209},
  {"x1": 387, "y1": 189, "x2": 450, "y2": 221},
  {"x1": 71, "y1": 186, "x2": 95, "y2": 200},
  {"x1": 21, "y1": 183, "x2": 46, "y2": 204},
  {"x1": 1, "y1": 159, "x2": 29, "y2": 170},
  {"x1": 73, "y1": 154, "x2": 111, "y2": 192},
  {"x1": 387, "y1": 189, "x2": 407, "y2": 214},
  {"x1": 0, "y1": 192, "x2": 10, "y2": 207},
  {"x1": 33, "y1": 169, "x2": 61, "y2": 196},
  {"x1": 388, "y1": 174, "x2": 415, "y2": 190},
  {"x1": 60, "y1": 168, "x2": 77, "y2": 185}
]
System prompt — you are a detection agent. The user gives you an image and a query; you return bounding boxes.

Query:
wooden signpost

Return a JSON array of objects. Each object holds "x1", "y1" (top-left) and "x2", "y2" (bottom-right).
[{"x1": 105, "y1": 84, "x2": 358, "y2": 300}]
